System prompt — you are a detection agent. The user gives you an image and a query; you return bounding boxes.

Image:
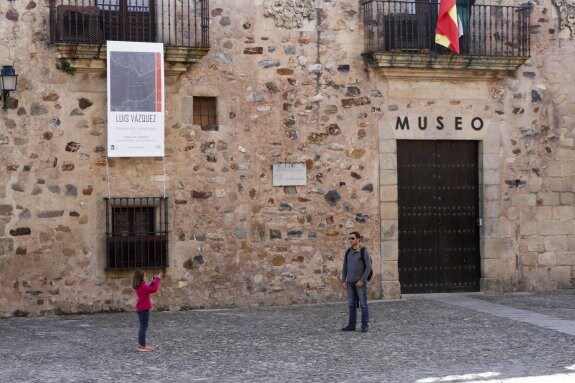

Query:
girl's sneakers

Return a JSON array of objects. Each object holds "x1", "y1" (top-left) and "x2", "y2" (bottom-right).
[{"x1": 137, "y1": 345, "x2": 154, "y2": 352}]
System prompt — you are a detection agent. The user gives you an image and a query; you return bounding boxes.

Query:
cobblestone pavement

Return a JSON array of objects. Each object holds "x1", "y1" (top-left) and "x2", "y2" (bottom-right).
[{"x1": 2, "y1": 291, "x2": 575, "y2": 383}]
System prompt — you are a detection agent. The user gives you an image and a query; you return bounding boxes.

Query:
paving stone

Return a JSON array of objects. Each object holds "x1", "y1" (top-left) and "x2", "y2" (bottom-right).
[{"x1": 1, "y1": 292, "x2": 575, "y2": 382}]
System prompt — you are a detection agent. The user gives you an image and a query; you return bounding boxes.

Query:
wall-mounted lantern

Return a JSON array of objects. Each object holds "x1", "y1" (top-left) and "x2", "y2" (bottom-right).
[{"x1": 0, "y1": 65, "x2": 18, "y2": 110}]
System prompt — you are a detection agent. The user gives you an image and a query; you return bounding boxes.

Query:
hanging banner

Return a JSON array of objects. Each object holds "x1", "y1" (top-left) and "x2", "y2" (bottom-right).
[{"x1": 107, "y1": 41, "x2": 164, "y2": 157}]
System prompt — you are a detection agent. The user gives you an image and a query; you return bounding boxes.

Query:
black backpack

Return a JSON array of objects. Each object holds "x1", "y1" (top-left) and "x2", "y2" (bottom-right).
[{"x1": 345, "y1": 246, "x2": 373, "y2": 282}]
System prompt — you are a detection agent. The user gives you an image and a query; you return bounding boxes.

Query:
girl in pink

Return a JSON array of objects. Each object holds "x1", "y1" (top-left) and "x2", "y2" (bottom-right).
[{"x1": 132, "y1": 269, "x2": 161, "y2": 352}]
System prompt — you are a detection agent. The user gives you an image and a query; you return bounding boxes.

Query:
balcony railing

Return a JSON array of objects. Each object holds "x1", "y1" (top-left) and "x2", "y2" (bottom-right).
[
  {"x1": 362, "y1": 0, "x2": 531, "y2": 65},
  {"x1": 49, "y1": 0, "x2": 209, "y2": 48}
]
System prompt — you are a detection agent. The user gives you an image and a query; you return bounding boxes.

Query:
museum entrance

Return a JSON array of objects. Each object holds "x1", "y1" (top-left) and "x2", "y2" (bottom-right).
[{"x1": 397, "y1": 140, "x2": 480, "y2": 293}]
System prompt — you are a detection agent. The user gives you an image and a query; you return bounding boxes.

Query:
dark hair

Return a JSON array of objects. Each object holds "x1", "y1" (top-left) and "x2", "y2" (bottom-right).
[
  {"x1": 349, "y1": 231, "x2": 361, "y2": 239},
  {"x1": 132, "y1": 269, "x2": 145, "y2": 289}
]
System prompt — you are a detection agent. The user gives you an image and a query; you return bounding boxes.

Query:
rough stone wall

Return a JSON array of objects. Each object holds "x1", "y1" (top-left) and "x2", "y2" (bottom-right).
[
  {"x1": 1, "y1": 0, "x2": 575, "y2": 317},
  {"x1": 505, "y1": 1, "x2": 575, "y2": 291},
  {"x1": 0, "y1": 0, "x2": 381, "y2": 317}
]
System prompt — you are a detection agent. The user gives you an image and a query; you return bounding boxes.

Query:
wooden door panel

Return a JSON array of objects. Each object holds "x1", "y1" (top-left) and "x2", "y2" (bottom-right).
[
  {"x1": 436, "y1": 141, "x2": 480, "y2": 292},
  {"x1": 398, "y1": 140, "x2": 480, "y2": 293},
  {"x1": 398, "y1": 141, "x2": 439, "y2": 293}
]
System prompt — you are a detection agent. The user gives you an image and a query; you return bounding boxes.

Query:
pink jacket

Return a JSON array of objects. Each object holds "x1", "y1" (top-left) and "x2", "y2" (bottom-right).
[{"x1": 135, "y1": 276, "x2": 161, "y2": 312}]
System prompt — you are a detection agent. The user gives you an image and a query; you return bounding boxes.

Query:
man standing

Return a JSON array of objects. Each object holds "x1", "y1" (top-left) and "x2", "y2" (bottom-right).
[{"x1": 341, "y1": 231, "x2": 372, "y2": 333}]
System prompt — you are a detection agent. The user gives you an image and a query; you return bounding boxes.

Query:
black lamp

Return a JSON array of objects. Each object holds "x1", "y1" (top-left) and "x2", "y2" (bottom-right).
[{"x1": 0, "y1": 65, "x2": 18, "y2": 110}]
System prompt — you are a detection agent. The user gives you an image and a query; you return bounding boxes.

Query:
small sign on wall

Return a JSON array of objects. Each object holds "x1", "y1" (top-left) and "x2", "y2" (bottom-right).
[{"x1": 273, "y1": 163, "x2": 307, "y2": 186}]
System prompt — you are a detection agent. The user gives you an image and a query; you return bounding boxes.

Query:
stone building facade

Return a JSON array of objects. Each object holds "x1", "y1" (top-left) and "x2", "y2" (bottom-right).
[{"x1": 0, "y1": 0, "x2": 574, "y2": 317}]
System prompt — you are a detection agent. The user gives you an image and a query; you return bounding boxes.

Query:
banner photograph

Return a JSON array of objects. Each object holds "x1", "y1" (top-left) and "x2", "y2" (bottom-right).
[{"x1": 106, "y1": 41, "x2": 165, "y2": 157}]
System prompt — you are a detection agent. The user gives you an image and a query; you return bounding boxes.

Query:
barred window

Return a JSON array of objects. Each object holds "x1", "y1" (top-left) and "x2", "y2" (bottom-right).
[
  {"x1": 193, "y1": 96, "x2": 218, "y2": 126},
  {"x1": 105, "y1": 197, "x2": 168, "y2": 270}
]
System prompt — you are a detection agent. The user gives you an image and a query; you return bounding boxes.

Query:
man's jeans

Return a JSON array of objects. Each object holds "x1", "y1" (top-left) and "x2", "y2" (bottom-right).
[
  {"x1": 137, "y1": 309, "x2": 150, "y2": 346},
  {"x1": 346, "y1": 282, "x2": 369, "y2": 329}
]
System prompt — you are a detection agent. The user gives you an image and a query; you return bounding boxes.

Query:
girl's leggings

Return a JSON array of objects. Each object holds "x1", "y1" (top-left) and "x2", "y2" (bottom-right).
[{"x1": 137, "y1": 310, "x2": 150, "y2": 346}]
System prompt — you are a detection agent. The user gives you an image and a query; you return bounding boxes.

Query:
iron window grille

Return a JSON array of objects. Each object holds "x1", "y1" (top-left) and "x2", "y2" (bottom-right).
[
  {"x1": 56, "y1": 5, "x2": 104, "y2": 44},
  {"x1": 105, "y1": 197, "x2": 168, "y2": 270},
  {"x1": 49, "y1": 0, "x2": 210, "y2": 47},
  {"x1": 193, "y1": 96, "x2": 218, "y2": 128}
]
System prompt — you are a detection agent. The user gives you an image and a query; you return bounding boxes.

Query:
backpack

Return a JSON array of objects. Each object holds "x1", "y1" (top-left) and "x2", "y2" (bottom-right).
[{"x1": 345, "y1": 246, "x2": 373, "y2": 282}]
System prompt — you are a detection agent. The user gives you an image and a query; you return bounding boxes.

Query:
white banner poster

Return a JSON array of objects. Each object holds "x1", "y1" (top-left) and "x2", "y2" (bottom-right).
[{"x1": 107, "y1": 41, "x2": 165, "y2": 157}]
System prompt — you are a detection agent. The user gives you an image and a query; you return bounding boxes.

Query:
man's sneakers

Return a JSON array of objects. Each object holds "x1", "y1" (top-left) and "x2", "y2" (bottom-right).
[
  {"x1": 137, "y1": 345, "x2": 154, "y2": 352},
  {"x1": 361, "y1": 327, "x2": 369, "y2": 333},
  {"x1": 341, "y1": 326, "x2": 356, "y2": 331}
]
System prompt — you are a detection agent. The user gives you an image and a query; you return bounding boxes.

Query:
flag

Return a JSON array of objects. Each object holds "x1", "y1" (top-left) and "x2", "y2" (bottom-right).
[{"x1": 435, "y1": 0, "x2": 460, "y2": 54}]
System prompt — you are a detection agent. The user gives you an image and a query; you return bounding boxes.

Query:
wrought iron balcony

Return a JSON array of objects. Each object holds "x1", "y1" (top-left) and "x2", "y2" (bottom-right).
[
  {"x1": 361, "y1": 0, "x2": 532, "y2": 78},
  {"x1": 48, "y1": 0, "x2": 210, "y2": 74}
]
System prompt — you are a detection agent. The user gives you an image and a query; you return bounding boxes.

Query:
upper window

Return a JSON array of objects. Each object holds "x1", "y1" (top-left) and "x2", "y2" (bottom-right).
[{"x1": 193, "y1": 97, "x2": 218, "y2": 126}]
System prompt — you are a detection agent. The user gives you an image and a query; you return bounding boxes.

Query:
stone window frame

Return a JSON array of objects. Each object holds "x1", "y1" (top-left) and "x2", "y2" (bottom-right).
[{"x1": 184, "y1": 86, "x2": 228, "y2": 131}]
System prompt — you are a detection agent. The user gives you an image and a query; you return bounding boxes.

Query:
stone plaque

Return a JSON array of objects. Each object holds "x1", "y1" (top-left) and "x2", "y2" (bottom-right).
[
  {"x1": 553, "y1": 0, "x2": 575, "y2": 37},
  {"x1": 273, "y1": 163, "x2": 307, "y2": 186},
  {"x1": 263, "y1": 0, "x2": 315, "y2": 29}
]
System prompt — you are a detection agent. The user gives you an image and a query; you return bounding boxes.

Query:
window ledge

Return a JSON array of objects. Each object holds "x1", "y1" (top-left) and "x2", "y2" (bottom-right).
[
  {"x1": 54, "y1": 43, "x2": 210, "y2": 76},
  {"x1": 363, "y1": 53, "x2": 529, "y2": 81}
]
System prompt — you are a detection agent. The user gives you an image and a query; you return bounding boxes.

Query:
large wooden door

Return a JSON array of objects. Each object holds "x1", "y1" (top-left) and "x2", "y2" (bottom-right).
[{"x1": 397, "y1": 140, "x2": 480, "y2": 293}]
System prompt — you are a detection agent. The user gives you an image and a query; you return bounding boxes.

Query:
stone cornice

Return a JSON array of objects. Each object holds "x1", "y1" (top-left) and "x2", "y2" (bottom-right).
[
  {"x1": 54, "y1": 44, "x2": 209, "y2": 76},
  {"x1": 363, "y1": 53, "x2": 529, "y2": 80},
  {"x1": 263, "y1": 0, "x2": 315, "y2": 29}
]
